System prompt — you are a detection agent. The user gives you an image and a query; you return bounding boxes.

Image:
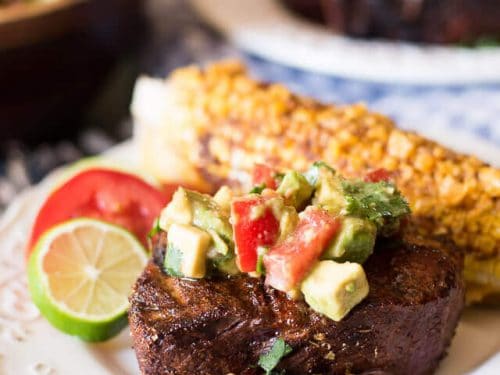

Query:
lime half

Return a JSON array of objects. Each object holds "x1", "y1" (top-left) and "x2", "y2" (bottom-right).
[{"x1": 28, "y1": 218, "x2": 148, "y2": 342}]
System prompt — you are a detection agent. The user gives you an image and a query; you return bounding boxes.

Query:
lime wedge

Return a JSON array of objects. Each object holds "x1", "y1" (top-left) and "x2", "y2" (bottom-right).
[{"x1": 27, "y1": 218, "x2": 148, "y2": 342}]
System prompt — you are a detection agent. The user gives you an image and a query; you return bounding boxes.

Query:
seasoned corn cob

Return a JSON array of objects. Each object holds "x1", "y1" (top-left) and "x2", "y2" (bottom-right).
[{"x1": 132, "y1": 61, "x2": 500, "y2": 304}]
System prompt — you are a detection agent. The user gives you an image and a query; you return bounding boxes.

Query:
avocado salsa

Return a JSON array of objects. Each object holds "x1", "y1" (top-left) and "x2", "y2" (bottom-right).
[{"x1": 157, "y1": 162, "x2": 410, "y2": 322}]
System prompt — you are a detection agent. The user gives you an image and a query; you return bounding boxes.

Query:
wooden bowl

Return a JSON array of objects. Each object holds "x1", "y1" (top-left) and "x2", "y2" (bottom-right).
[{"x1": 0, "y1": 0, "x2": 90, "y2": 50}]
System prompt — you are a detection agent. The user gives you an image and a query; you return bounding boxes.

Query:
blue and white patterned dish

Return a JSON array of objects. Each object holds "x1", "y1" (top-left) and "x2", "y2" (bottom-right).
[{"x1": 190, "y1": 0, "x2": 500, "y2": 85}]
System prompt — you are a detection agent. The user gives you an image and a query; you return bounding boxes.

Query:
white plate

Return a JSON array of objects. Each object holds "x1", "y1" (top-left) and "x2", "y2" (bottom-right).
[
  {"x1": 0, "y1": 142, "x2": 141, "y2": 375},
  {"x1": 0, "y1": 141, "x2": 499, "y2": 374},
  {"x1": 190, "y1": 0, "x2": 500, "y2": 85}
]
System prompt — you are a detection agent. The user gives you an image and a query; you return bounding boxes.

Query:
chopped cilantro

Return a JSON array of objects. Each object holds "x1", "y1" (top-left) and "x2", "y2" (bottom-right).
[
  {"x1": 250, "y1": 184, "x2": 266, "y2": 194},
  {"x1": 304, "y1": 161, "x2": 410, "y2": 236},
  {"x1": 258, "y1": 338, "x2": 293, "y2": 374},
  {"x1": 255, "y1": 246, "x2": 268, "y2": 275},
  {"x1": 147, "y1": 218, "x2": 161, "y2": 239},
  {"x1": 147, "y1": 218, "x2": 162, "y2": 251},
  {"x1": 164, "y1": 244, "x2": 184, "y2": 277},
  {"x1": 341, "y1": 179, "x2": 410, "y2": 235}
]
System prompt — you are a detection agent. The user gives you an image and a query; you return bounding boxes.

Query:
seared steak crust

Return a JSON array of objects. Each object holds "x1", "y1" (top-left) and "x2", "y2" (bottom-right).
[{"x1": 129, "y1": 232, "x2": 464, "y2": 375}]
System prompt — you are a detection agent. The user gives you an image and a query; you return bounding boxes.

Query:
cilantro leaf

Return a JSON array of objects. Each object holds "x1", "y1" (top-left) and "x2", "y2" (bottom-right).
[
  {"x1": 250, "y1": 184, "x2": 266, "y2": 194},
  {"x1": 255, "y1": 246, "x2": 268, "y2": 275},
  {"x1": 341, "y1": 180, "x2": 411, "y2": 235},
  {"x1": 164, "y1": 244, "x2": 184, "y2": 277},
  {"x1": 147, "y1": 218, "x2": 161, "y2": 239},
  {"x1": 258, "y1": 338, "x2": 292, "y2": 374}
]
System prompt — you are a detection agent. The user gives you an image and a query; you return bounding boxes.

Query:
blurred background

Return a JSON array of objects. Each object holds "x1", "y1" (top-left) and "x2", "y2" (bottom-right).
[{"x1": 1, "y1": 0, "x2": 499, "y2": 212}]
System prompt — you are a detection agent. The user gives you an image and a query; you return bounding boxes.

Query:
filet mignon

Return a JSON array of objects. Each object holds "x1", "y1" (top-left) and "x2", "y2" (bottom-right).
[{"x1": 129, "y1": 231, "x2": 464, "y2": 374}]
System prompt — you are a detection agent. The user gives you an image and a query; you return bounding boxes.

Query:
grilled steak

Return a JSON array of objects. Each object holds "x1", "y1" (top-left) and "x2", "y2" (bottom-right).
[{"x1": 129, "y1": 231, "x2": 464, "y2": 375}]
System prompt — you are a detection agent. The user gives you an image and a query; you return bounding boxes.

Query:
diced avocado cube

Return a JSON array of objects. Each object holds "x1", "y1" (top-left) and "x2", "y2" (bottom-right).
[
  {"x1": 310, "y1": 168, "x2": 347, "y2": 215},
  {"x1": 206, "y1": 228, "x2": 239, "y2": 275},
  {"x1": 186, "y1": 190, "x2": 233, "y2": 245},
  {"x1": 159, "y1": 188, "x2": 193, "y2": 231},
  {"x1": 213, "y1": 185, "x2": 233, "y2": 215},
  {"x1": 160, "y1": 187, "x2": 234, "y2": 248},
  {"x1": 277, "y1": 205, "x2": 299, "y2": 242},
  {"x1": 213, "y1": 256, "x2": 240, "y2": 275},
  {"x1": 165, "y1": 223, "x2": 211, "y2": 279},
  {"x1": 207, "y1": 229, "x2": 229, "y2": 256},
  {"x1": 303, "y1": 161, "x2": 336, "y2": 187},
  {"x1": 162, "y1": 188, "x2": 237, "y2": 276},
  {"x1": 277, "y1": 171, "x2": 314, "y2": 209},
  {"x1": 322, "y1": 217, "x2": 376, "y2": 264},
  {"x1": 301, "y1": 260, "x2": 369, "y2": 321}
]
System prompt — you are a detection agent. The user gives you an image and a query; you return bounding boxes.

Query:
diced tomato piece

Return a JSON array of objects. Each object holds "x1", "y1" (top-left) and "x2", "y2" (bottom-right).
[
  {"x1": 365, "y1": 168, "x2": 392, "y2": 183},
  {"x1": 232, "y1": 196, "x2": 281, "y2": 272},
  {"x1": 264, "y1": 207, "x2": 340, "y2": 292},
  {"x1": 252, "y1": 164, "x2": 278, "y2": 190}
]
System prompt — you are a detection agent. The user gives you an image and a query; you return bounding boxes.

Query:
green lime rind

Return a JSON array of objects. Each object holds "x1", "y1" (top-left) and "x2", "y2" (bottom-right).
[
  {"x1": 27, "y1": 219, "x2": 146, "y2": 342},
  {"x1": 27, "y1": 243, "x2": 127, "y2": 342}
]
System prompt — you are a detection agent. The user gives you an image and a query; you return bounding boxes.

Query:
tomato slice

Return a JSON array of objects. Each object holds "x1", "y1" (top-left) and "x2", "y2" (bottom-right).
[
  {"x1": 264, "y1": 207, "x2": 340, "y2": 292},
  {"x1": 232, "y1": 195, "x2": 281, "y2": 272},
  {"x1": 252, "y1": 164, "x2": 278, "y2": 190},
  {"x1": 27, "y1": 168, "x2": 175, "y2": 258},
  {"x1": 364, "y1": 168, "x2": 392, "y2": 183}
]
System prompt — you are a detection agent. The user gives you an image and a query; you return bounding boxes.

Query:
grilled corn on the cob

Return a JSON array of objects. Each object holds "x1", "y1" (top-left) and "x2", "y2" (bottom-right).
[{"x1": 132, "y1": 61, "x2": 500, "y2": 304}]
